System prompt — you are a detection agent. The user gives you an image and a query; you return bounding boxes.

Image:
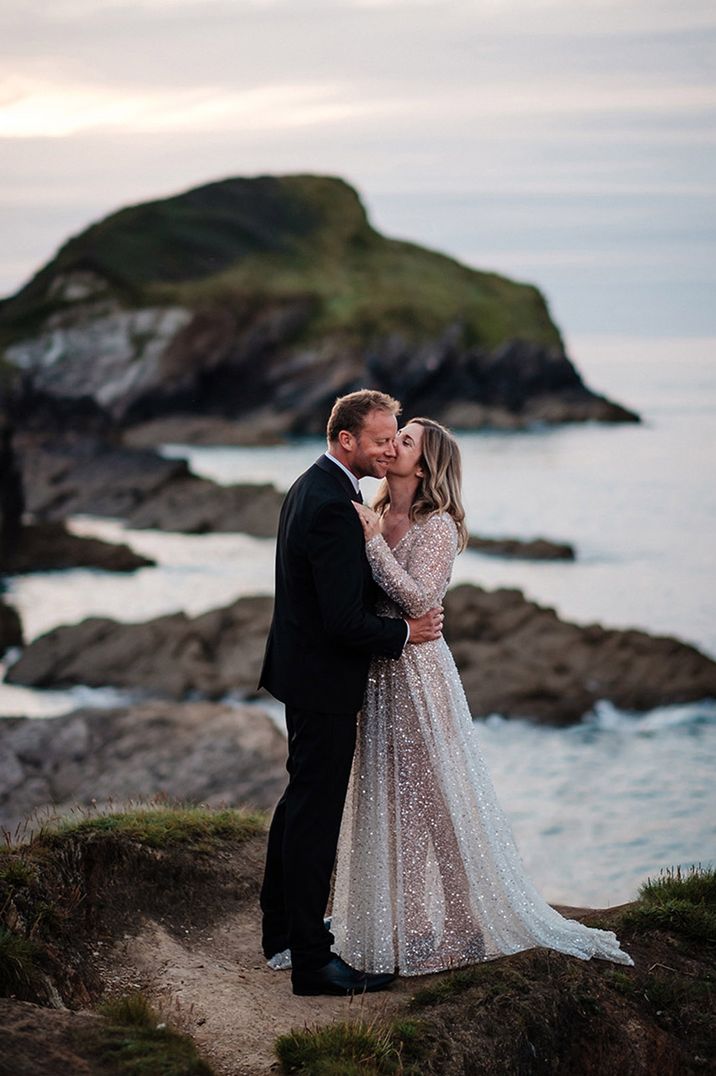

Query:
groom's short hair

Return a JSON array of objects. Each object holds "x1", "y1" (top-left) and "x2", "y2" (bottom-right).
[{"x1": 327, "y1": 390, "x2": 401, "y2": 443}]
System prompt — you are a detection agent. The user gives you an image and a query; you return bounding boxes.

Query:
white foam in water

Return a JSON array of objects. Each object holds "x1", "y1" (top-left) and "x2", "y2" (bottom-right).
[{"x1": 583, "y1": 697, "x2": 716, "y2": 733}]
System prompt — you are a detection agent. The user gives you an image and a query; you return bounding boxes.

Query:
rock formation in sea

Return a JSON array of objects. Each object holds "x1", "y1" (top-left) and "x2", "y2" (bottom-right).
[
  {"x1": 0, "y1": 394, "x2": 24, "y2": 649},
  {"x1": 0, "y1": 598, "x2": 22, "y2": 653},
  {"x1": 0, "y1": 175, "x2": 638, "y2": 442},
  {"x1": 0, "y1": 389, "x2": 156, "y2": 574},
  {"x1": 0, "y1": 393, "x2": 24, "y2": 566},
  {"x1": 7, "y1": 587, "x2": 715, "y2": 726},
  {"x1": 20, "y1": 437, "x2": 283, "y2": 536},
  {"x1": 4, "y1": 522, "x2": 154, "y2": 574},
  {"x1": 467, "y1": 533, "x2": 575, "y2": 559}
]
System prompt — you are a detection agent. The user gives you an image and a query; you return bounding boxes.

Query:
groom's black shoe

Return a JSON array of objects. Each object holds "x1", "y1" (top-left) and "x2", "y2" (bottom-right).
[{"x1": 292, "y1": 955, "x2": 395, "y2": 996}]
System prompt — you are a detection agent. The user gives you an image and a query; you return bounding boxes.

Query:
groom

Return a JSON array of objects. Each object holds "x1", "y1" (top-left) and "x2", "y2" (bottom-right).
[{"x1": 259, "y1": 389, "x2": 443, "y2": 996}]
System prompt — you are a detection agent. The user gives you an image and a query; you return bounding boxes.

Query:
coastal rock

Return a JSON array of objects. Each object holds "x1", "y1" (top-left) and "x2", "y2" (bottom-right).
[
  {"x1": 20, "y1": 438, "x2": 283, "y2": 537},
  {"x1": 467, "y1": 534, "x2": 575, "y2": 560},
  {"x1": 444, "y1": 584, "x2": 716, "y2": 724},
  {"x1": 20, "y1": 437, "x2": 190, "y2": 520},
  {"x1": 125, "y1": 476, "x2": 282, "y2": 536},
  {"x1": 0, "y1": 597, "x2": 23, "y2": 652},
  {"x1": 0, "y1": 398, "x2": 24, "y2": 565},
  {"x1": 6, "y1": 522, "x2": 154, "y2": 573},
  {"x1": 6, "y1": 595, "x2": 273, "y2": 699},
  {"x1": 0, "y1": 175, "x2": 638, "y2": 439},
  {"x1": 7, "y1": 586, "x2": 716, "y2": 725},
  {"x1": 0, "y1": 700, "x2": 286, "y2": 833},
  {"x1": 121, "y1": 411, "x2": 289, "y2": 447},
  {"x1": 5, "y1": 305, "x2": 193, "y2": 418}
]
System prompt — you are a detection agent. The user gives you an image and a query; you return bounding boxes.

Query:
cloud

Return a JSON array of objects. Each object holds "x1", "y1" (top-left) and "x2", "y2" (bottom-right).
[
  {"x1": 1, "y1": 65, "x2": 712, "y2": 142},
  {"x1": 0, "y1": 0, "x2": 714, "y2": 332},
  {"x1": 0, "y1": 77, "x2": 401, "y2": 138}
]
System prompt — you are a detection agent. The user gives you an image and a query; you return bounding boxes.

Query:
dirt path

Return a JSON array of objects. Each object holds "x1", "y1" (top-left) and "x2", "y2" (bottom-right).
[{"x1": 104, "y1": 906, "x2": 414, "y2": 1076}]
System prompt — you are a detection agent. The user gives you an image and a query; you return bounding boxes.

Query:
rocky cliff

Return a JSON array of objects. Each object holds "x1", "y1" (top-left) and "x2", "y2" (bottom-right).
[{"x1": 0, "y1": 175, "x2": 637, "y2": 440}]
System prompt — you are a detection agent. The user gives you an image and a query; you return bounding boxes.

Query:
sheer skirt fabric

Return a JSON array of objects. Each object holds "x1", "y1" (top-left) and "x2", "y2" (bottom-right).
[{"x1": 332, "y1": 514, "x2": 633, "y2": 975}]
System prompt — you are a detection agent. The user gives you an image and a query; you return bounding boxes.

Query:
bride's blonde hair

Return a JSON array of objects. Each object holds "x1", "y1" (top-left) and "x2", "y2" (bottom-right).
[{"x1": 372, "y1": 417, "x2": 468, "y2": 552}]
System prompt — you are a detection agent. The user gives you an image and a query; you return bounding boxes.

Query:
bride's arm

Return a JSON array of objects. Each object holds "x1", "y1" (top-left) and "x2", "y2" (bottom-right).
[{"x1": 364, "y1": 515, "x2": 458, "y2": 618}]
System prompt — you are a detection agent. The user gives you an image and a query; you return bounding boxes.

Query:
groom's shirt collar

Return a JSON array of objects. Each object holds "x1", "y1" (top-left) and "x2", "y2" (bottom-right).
[{"x1": 323, "y1": 451, "x2": 361, "y2": 496}]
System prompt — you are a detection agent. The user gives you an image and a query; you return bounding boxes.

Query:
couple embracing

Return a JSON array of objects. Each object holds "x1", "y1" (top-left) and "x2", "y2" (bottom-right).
[{"x1": 259, "y1": 390, "x2": 632, "y2": 997}]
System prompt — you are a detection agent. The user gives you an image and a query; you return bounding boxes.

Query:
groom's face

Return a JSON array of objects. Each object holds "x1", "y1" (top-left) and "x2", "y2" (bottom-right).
[{"x1": 350, "y1": 409, "x2": 399, "y2": 478}]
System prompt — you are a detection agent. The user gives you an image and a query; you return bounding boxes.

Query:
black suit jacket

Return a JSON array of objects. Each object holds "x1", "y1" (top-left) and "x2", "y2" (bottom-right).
[{"x1": 259, "y1": 455, "x2": 407, "y2": 713}]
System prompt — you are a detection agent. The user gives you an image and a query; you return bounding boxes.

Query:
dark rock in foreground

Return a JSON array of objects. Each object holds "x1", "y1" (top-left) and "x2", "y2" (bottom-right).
[
  {"x1": 444, "y1": 584, "x2": 716, "y2": 724},
  {"x1": 0, "y1": 700, "x2": 286, "y2": 833},
  {"x1": 468, "y1": 534, "x2": 575, "y2": 560},
  {"x1": 7, "y1": 587, "x2": 716, "y2": 726},
  {"x1": 6, "y1": 521, "x2": 153, "y2": 573}
]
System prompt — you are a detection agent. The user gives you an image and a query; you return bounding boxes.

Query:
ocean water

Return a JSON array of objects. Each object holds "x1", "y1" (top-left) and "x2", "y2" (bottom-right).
[{"x1": 2, "y1": 334, "x2": 714, "y2": 905}]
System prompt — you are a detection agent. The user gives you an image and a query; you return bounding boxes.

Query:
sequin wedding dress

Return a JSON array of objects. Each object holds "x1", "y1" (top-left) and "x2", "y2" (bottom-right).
[{"x1": 332, "y1": 513, "x2": 633, "y2": 976}]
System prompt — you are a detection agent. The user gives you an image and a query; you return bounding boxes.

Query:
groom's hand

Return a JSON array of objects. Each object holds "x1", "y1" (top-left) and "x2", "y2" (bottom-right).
[{"x1": 406, "y1": 607, "x2": 443, "y2": 644}]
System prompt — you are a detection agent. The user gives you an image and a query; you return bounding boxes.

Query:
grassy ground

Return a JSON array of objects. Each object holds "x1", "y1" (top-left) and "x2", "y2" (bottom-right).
[
  {"x1": 33, "y1": 802, "x2": 265, "y2": 850},
  {"x1": 3, "y1": 803, "x2": 712, "y2": 1074},
  {"x1": 275, "y1": 866, "x2": 716, "y2": 1075},
  {"x1": 0, "y1": 800, "x2": 266, "y2": 1004}
]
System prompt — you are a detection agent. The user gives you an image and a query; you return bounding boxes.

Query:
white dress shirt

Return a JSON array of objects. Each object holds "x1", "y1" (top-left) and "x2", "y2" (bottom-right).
[{"x1": 324, "y1": 451, "x2": 361, "y2": 496}]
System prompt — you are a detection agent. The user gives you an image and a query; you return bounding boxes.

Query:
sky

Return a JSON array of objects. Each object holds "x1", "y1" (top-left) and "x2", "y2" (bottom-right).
[{"x1": 1, "y1": 0, "x2": 715, "y2": 338}]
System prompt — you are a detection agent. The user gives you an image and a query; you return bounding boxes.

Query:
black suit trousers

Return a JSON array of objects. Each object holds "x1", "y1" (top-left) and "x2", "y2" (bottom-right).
[{"x1": 260, "y1": 705, "x2": 357, "y2": 971}]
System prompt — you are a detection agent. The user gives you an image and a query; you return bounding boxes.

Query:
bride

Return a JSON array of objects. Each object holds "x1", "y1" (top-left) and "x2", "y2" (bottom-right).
[{"x1": 331, "y1": 417, "x2": 633, "y2": 975}]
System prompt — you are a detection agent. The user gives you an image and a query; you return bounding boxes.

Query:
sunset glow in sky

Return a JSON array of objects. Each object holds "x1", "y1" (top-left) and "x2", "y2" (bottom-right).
[{"x1": 2, "y1": 0, "x2": 714, "y2": 335}]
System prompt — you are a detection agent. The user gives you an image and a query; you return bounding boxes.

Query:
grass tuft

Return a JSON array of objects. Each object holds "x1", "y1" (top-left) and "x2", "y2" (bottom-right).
[
  {"x1": 622, "y1": 900, "x2": 716, "y2": 943},
  {"x1": 98, "y1": 992, "x2": 158, "y2": 1029},
  {"x1": 639, "y1": 864, "x2": 716, "y2": 907},
  {"x1": 275, "y1": 1019, "x2": 404, "y2": 1075},
  {"x1": 605, "y1": 969, "x2": 637, "y2": 997},
  {"x1": 622, "y1": 865, "x2": 716, "y2": 943},
  {"x1": 0, "y1": 857, "x2": 36, "y2": 887},
  {"x1": 90, "y1": 991, "x2": 215, "y2": 1075},
  {"x1": 408, "y1": 962, "x2": 528, "y2": 1009},
  {"x1": 0, "y1": 926, "x2": 44, "y2": 996}
]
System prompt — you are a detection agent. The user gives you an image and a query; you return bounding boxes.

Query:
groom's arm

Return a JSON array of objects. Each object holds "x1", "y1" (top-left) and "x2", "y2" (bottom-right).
[{"x1": 308, "y1": 499, "x2": 408, "y2": 657}]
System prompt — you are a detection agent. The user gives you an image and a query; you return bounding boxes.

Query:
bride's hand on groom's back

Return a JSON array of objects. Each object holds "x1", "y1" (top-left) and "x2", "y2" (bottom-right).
[{"x1": 407, "y1": 607, "x2": 443, "y2": 644}]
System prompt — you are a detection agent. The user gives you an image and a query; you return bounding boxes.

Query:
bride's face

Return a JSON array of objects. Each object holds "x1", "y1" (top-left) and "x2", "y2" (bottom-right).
[{"x1": 388, "y1": 422, "x2": 424, "y2": 478}]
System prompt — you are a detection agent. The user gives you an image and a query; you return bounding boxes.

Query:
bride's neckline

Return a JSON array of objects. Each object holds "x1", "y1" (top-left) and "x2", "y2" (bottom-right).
[{"x1": 384, "y1": 521, "x2": 418, "y2": 551}]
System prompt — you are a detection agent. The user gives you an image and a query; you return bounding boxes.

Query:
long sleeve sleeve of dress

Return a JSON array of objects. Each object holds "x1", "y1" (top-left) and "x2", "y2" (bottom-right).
[{"x1": 365, "y1": 514, "x2": 458, "y2": 618}]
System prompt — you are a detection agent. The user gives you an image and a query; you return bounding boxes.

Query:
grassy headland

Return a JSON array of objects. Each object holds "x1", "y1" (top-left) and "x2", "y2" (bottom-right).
[{"x1": 0, "y1": 175, "x2": 561, "y2": 354}]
